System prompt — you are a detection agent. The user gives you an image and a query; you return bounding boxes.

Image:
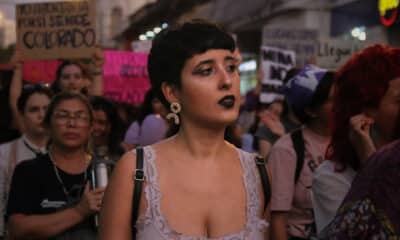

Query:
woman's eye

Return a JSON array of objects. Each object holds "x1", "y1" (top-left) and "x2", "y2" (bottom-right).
[
  {"x1": 227, "y1": 64, "x2": 238, "y2": 73},
  {"x1": 195, "y1": 68, "x2": 213, "y2": 76},
  {"x1": 55, "y1": 113, "x2": 68, "y2": 120},
  {"x1": 77, "y1": 114, "x2": 89, "y2": 120},
  {"x1": 28, "y1": 107, "x2": 39, "y2": 113}
]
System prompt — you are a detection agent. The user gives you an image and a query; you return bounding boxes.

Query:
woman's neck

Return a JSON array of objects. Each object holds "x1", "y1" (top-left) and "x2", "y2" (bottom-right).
[
  {"x1": 174, "y1": 122, "x2": 230, "y2": 162},
  {"x1": 307, "y1": 119, "x2": 330, "y2": 138},
  {"x1": 94, "y1": 137, "x2": 108, "y2": 147},
  {"x1": 50, "y1": 144, "x2": 90, "y2": 174}
]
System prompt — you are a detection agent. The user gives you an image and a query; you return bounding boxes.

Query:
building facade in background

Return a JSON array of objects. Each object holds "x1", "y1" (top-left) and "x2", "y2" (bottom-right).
[
  {"x1": 118, "y1": 0, "x2": 396, "y2": 93},
  {"x1": 96, "y1": 0, "x2": 156, "y2": 48},
  {"x1": 0, "y1": 17, "x2": 15, "y2": 48},
  {"x1": 120, "y1": 0, "x2": 395, "y2": 55}
]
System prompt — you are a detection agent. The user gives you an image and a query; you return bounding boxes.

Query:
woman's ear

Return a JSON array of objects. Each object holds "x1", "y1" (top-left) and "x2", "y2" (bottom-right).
[{"x1": 161, "y1": 82, "x2": 179, "y2": 104}]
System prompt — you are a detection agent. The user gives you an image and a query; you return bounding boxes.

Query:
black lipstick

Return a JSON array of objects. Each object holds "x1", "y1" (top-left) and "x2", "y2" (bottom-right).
[{"x1": 218, "y1": 95, "x2": 235, "y2": 109}]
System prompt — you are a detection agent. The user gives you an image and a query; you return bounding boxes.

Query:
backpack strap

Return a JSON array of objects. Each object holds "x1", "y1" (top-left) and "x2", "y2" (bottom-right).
[
  {"x1": 131, "y1": 147, "x2": 145, "y2": 237},
  {"x1": 290, "y1": 128, "x2": 305, "y2": 184},
  {"x1": 255, "y1": 156, "x2": 271, "y2": 211}
]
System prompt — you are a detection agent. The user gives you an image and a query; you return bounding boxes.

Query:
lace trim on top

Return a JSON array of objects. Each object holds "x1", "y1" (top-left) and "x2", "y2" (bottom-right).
[{"x1": 135, "y1": 146, "x2": 268, "y2": 239}]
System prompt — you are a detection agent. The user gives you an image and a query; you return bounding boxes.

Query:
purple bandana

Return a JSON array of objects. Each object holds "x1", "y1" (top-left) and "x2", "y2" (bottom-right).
[{"x1": 281, "y1": 65, "x2": 328, "y2": 111}]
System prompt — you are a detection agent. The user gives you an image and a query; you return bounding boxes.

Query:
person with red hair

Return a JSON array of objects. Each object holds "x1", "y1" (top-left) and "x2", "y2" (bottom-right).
[
  {"x1": 312, "y1": 44, "x2": 400, "y2": 236},
  {"x1": 319, "y1": 110, "x2": 400, "y2": 239}
]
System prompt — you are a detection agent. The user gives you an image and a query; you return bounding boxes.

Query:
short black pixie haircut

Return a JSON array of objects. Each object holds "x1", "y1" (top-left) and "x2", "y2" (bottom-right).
[{"x1": 147, "y1": 20, "x2": 236, "y2": 107}]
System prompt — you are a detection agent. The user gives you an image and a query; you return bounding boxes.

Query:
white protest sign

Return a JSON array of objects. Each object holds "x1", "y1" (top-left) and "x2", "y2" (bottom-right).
[
  {"x1": 262, "y1": 27, "x2": 318, "y2": 67},
  {"x1": 316, "y1": 39, "x2": 364, "y2": 70},
  {"x1": 260, "y1": 46, "x2": 296, "y2": 103}
]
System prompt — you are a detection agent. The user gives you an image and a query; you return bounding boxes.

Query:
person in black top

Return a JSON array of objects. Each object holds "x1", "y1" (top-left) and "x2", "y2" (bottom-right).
[{"x1": 7, "y1": 92, "x2": 105, "y2": 239}]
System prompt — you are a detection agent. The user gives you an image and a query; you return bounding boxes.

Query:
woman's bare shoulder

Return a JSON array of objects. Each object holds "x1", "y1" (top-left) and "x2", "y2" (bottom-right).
[{"x1": 112, "y1": 150, "x2": 138, "y2": 179}]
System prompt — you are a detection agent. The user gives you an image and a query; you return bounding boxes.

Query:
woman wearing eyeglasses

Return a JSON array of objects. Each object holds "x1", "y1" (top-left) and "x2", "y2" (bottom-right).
[{"x1": 6, "y1": 92, "x2": 104, "y2": 240}]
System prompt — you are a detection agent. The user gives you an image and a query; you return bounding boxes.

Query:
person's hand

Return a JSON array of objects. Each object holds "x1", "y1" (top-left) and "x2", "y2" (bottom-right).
[
  {"x1": 92, "y1": 47, "x2": 105, "y2": 68},
  {"x1": 75, "y1": 182, "x2": 106, "y2": 217},
  {"x1": 349, "y1": 113, "x2": 376, "y2": 164},
  {"x1": 258, "y1": 110, "x2": 285, "y2": 137}
]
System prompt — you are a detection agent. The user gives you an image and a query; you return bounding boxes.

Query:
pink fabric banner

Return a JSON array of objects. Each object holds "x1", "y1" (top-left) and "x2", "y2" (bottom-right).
[
  {"x1": 103, "y1": 50, "x2": 150, "y2": 104},
  {"x1": 23, "y1": 60, "x2": 61, "y2": 84}
]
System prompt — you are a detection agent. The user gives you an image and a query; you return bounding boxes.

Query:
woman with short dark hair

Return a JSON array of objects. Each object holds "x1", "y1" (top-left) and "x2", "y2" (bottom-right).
[{"x1": 100, "y1": 20, "x2": 271, "y2": 240}]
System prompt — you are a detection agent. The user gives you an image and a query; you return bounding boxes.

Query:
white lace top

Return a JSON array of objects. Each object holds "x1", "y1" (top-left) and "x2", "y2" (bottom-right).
[{"x1": 134, "y1": 146, "x2": 268, "y2": 240}]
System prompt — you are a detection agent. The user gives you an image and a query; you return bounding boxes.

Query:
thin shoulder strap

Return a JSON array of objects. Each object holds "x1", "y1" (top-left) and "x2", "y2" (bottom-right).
[
  {"x1": 255, "y1": 156, "x2": 271, "y2": 211},
  {"x1": 290, "y1": 128, "x2": 305, "y2": 184},
  {"x1": 132, "y1": 147, "x2": 145, "y2": 237}
]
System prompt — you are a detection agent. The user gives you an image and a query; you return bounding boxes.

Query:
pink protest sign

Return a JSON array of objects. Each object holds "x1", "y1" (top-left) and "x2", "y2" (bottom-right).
[
  {"x1": 103, "y1": 50, "x2": 150, "y2": 104},
  {"x1": 23, "y1": 60, "x2": 61, "y2": 84}
]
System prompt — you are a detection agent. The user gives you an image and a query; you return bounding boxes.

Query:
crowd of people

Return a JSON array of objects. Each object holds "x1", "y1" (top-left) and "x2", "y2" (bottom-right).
[{"x1": 0, "y1": 19, "x2": 399, "y2": 240}]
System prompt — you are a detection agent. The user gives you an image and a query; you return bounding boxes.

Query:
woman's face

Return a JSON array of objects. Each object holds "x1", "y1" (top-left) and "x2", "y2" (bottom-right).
[
  {"x1": 59, "y1": 64, "x2": 84, "y2": 93},
  {"x1": 177, "y1": 49, "x2": 241, "y2": 127},
  {"x1": 369, "y1": 77, "x2": 400, "y2": 141},
  {"x1": 23, "y1": 93, "x2": 50, "y2": 136},
  {"x1": 50, "y1": 99, "x2": 92, "y2": 149},
  {"x1": 92, "y1": 109, "x2": 111, "y2": 145}
]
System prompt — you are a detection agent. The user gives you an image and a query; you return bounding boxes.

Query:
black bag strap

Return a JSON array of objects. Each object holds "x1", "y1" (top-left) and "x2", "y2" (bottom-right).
[
  {"x1": 255, "y1": 156, "x2": 271, "y2": 211},
  {"x1": 131, "y1": 147, "x2": 145, "y2": 237},
  {"x1": 290, "y1": 128, "x2": 305, "y2": 184}
]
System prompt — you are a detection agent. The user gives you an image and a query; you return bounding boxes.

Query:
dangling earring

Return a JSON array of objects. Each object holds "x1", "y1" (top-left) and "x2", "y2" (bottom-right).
[{"x1": 166, "y1": 102, "x2": 181, "y2": 125}]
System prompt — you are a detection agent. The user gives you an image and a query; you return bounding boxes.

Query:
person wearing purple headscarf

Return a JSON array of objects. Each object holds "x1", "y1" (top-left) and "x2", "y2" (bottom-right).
[{"x1": 269, "y1": 65, "x2": 335, "y2": 240}]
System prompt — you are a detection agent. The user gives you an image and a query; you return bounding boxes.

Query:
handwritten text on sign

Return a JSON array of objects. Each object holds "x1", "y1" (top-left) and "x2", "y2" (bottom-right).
[
  {"x1": 16, "y1": 0, "x2": 96, "y2": 60},
  {"x1": 262, "y1": 28, "x2": 318, "y2": 67},
  {"x1": 103, "y1": 51, "x2": 151, "y2": 104},
  {"x1": 316, "y1": 39, "x2": 364, "y2": 69},
  {"x1": 260, "y1": 46, "x2": 296, "y2": 103}
]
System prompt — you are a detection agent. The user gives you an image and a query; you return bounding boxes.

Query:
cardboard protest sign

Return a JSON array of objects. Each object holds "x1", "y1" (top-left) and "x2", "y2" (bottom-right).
[
  {"x1": 260, "y1": 46, "x2": 296, "y2": 103},
  {"x1": 16, "y1": 0, "x2": 96, "y2": 60},
  {"x1": 23, "y1": 60, "x2": 61, "y2": 83},
  {"x1": 103, "y1": 50, "x2": 151, "y2": 104},
  {"x1": 316, "y1": 39, "x2": 364, "y2": 70},
  {"x1": 262, "y1": 27, "x2": 318, "y2": 67}
]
